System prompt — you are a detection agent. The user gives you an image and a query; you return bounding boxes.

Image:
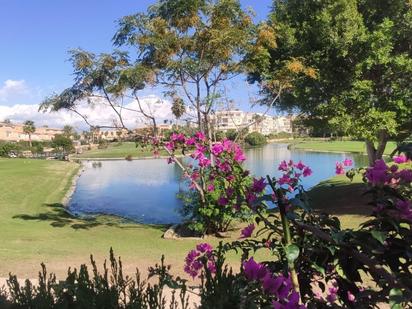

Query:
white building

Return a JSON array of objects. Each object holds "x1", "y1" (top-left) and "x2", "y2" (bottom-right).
[{"x1": 211, "y1": 110, "x2": 292, "y2": 135}]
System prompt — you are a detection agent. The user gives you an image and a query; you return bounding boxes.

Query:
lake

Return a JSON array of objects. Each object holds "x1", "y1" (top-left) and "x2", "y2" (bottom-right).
[{"x1": 68, "y1": 143, "x2": 368, "y2": 224}]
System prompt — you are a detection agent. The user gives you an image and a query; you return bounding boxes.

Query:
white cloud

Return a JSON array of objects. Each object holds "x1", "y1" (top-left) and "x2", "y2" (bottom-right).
[
  {"x1": 0, "y1": 79, "x2": 30, "y2": 102},
  {"x1": 0, "y1": 95, "x2": 182, "y2": 131}
]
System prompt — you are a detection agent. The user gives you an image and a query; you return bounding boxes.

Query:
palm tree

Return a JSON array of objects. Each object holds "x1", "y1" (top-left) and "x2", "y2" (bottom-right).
[
  {"x1": 171, "y1": 96, "x2": 186, "y2": 122},
  {"x1": 23, "y1": 120, "x2": 36, "y2": 147}
]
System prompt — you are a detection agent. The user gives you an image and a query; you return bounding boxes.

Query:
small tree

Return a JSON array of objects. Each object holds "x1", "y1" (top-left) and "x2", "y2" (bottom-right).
[
  {"x1": 52, "y1": 134, "x2": 74, "y2": 153},
  {"x1": 23, "y1": 120, "x2": 35, "y2": 147}
]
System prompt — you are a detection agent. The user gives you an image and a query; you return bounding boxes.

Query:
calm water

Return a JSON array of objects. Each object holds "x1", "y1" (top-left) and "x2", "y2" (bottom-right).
[{"x1": 69, "y1": 144, "x2": 368, "y2": 224}]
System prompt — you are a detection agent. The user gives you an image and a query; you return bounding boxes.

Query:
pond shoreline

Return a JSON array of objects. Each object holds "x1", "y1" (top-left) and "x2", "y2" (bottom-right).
[{"x1": 61, "y1": 163, "x2": 84, "y2": 208}]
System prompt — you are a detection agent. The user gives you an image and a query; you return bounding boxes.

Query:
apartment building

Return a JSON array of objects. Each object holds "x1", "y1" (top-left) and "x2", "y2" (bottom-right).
[
  {"x1": 0, "y1": 122, "x2": 63, "y2": 142},
  {"x1": 211, "y1": 110, "x2": 293, "y2": 135}
]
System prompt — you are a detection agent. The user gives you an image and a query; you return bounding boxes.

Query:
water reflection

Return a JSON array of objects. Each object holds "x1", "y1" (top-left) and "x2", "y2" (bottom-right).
[{"x1": 69, "y1": 144, "x2": 368, "y2": 224}]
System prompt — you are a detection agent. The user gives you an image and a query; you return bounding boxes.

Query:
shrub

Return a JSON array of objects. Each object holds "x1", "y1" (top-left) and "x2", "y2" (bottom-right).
[
  {"x1": 0, "y1": 142, "x2": 20, "y2": 157},
  {"x1": 165, "y1": 132, "x2": 254, "y2": 235},
  {"x1": 0, "y1": 249, "x2": 190, "y2": 309},
  {"x1": 244, "y1": 132, "x2": 267, "y2": 146}
]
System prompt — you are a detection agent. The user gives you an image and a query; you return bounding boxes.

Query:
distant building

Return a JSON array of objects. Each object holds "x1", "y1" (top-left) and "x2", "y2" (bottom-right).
[
  {"x1": 0, "y1": 122, "x2": 63, "y2": 142},
  {"x1": 211, "y1": 110, "x2": 293, "y2": 135}
]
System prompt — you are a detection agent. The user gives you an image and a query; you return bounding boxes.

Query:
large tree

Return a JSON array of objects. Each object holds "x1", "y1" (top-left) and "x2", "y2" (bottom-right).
[
  {"x1": 112, "y1": 0, "x2": 274, "y2": 139},
  {"x1": 23, "y1": 120, "x2": 36, "y2": 147},
  {"x1": 249, "y1": 0, "x2": 412, "y2": 165}
]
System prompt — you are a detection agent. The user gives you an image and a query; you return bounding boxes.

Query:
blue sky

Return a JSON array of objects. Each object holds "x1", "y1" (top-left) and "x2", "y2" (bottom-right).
[{"x1": 0, "y1": 0, "x2": 273, "y2": 127}]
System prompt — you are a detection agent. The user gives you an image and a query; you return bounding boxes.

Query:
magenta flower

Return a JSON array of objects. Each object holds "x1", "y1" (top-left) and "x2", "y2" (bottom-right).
[
  {"x1": 294, "y1": 161, "x2": 305, "y2": 170},
  {"x1": 234, "y1": 150, "x2": 246, "y2": 163},
  {"x1": 211, "y1": 143, "x2": 224, "y2": 156},
  {"x1": 262, "y1": 274, "x2": 284, "y2": 295},
  {"x1": 278, "y1": 160, "x2": 288, "y2": 171},
  {"x1": 185, "y1": 137, "x2": 196, "y2": 146},
  {"x1": 393, "y1": 155, "x2": 407, "y2": 164},
  {"x1": 343, "y1": 158, "x2": 353, "y2": 167},
  {"x1": 245, "y1": 191, "x2": 257, "y2": 206},
  {"x1": 399, "y1": 169, "x2": 412, "y2": 183},
  {"x1": 207, "y1": 184, "x2": 215, "y2": 192},
  {"x1": 302, "y1": 166, "x2": 312, "y2": 177},
  {"x1": 335, "y1": 162, "x2": 345, "y2": 175},
  {"x1": 226, "y1": 187, "x2": 235, "y2": 197},
  {"x1": 240, "y1": 223, "x2": 255, "y2": 238},
  {"x1": 242, "y1": 257, "x2": 268, "y2": 281},
  {"x1": 278, "y1": 174, "x2": 292, "y2": 186},
  {"x1": 395, "y1": 199, "x2": 412, "y2": 221},
  {"x1": 195, "y1": 131, "x2": 206, "y2": 141},
  {"x1": 252, "y1": 177, "x2": 267, "y2": 193},
  {"x1": 196, "y1": 243, "x2": 213, "y2": 253},
  {"x1": 217, "y1": 196, "x2": 229, "y2": 206},
  {"x1": 347, "y1": 291, "x2": 356, "y2": 302},
  {"x1": 165, "y1": 141, "x2": 175, "y2": 151}
]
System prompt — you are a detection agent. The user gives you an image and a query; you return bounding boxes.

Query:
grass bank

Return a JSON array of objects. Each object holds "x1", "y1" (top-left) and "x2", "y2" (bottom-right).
[
  {"x1": 0, "y1": 158, "x2": 244, "y2": 279},
  {"x1": 74, "y1": 142, "x2": 167, "y2": 159},
  {"x1": 291, "y1": 140, "x2": 397, "y2": 155}
]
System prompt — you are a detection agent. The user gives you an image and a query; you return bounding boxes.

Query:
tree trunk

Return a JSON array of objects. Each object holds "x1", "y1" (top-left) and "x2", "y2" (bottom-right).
[
  {"x1": 29, "y1": 135, "x2": 32, "y2": 148},
  {"x1": 365, "y1": 131, "x2": 388, "y2": 166}
]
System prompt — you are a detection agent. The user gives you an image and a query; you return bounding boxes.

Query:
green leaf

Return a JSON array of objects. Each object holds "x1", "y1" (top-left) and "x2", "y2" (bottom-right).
[
  {"x1": 389, "y1": 288, "x2": 403, "y2": 308},
  {"x1": 371, "y1": 230, "x2": 387, "y2": 245},
  {"x1": 285, "y1": 244, "x2": 300, "y2": 263}
]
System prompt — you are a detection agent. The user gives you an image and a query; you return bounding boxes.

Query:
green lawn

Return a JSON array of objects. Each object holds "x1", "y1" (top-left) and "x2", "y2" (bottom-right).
[
  {"x1": 2, "y1": 157, "x2": 408, "y2": 280},
  {"x1": 0, "y1": 158, "x2": 238, "y2": 279},
  {"x1": 292, "y1": 140, "x2": 397, "y2": 155},
  {"x1": 74, "y1": 142, "x2": 167, "y2": 159}
]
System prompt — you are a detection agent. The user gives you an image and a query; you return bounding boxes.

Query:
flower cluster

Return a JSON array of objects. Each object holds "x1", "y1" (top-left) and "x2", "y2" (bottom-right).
[
  {"x1": 335, "y1": 158, "x2": 353, "y2": 175},
  {"x1": 278, "y1": 160, "x2": 312, "y2": 191},
  {"x1": 243, "y1": 258, "x2": 306, "y2": 309},
  {"x1": 393, "y1": 154, "x2": 409, "y2": 164},
  {"x1": 365, "y1": 159, "x2": 412, "y2": 186},
  {"x1": 184, "y1": 243, "x2": 216, "y2": 279}
]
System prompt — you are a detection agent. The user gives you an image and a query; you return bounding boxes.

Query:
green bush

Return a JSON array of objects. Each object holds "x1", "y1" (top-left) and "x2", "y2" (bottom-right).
[
  {"x1": 0, "y1": 249, "x2": 190, "y2": 309},
  {"x1": 0, "y1": 142, "x2": 20, "y2": 157},
  {"x1": 244, "y1": 132, "x2": 267, "y2": 146}
]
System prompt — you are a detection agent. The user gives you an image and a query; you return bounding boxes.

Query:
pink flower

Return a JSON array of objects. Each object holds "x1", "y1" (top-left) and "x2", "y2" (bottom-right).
[
  {"x1": 395, "y1": 199, "x2": 412, "y2": 221},
  {"x1": 347, "y1": 291, "x2": 356, "y2": 302},
  {"x1": 252, "y1": 177, "x2": 267, "y2": 193},
  {"x1": 207, "y1": 184, "x2": 215, "y2": 192},
  {"x1": 245, "y1": 191, "x2": 257, "y2": 206},
  {"x1": 196, "y1": 243, "x2": 213, "y2": 253},
  {"x1": 217, "y1": 196, "x2": 229, "y2": 206},
  {"x1": 195, "y1": 131, "x2": 206, "y2": 141},
  {"x1": 185, "y1": 137, "x2": 196, "y2": 146},
  {"x1": 211, "y1": 143, "x2": 224, "y2": 156},
  {"x1": 343, "y1": 158, "x2": 353, "y2": 167},
  {"x1": 240, "y1": 224, "x2": 255, "y2": 238},
  {"x1": 262, "y1": 274, "x2": 284, "y2": 295},
  {"x1": 278, "y1": 160, "x2": 288, "y2": 172},
  {"x1": 242, "y1": 257, "x2": 267, "y2": 281},
  {"x1": 302, "y1": 166, "x2": 312, "y2": 177},
  {"x1": 234, "y1": 149, "x2": 246, "y2": 163},
  {"x1": 165, "y1": 141, "x2": 175, "y2": 151},
  {"x1": 335, "y1": 162, "x2": 345, "y2": 175},
  {"x1": 278, "y1": 174, "x2": 292, "y2": 185},
  {"x1": 393, "y1": 155, "x2": 407, "y2": 164},
  {"x1": 294, "y1": 160, "x2": 305, "y2": 170}
]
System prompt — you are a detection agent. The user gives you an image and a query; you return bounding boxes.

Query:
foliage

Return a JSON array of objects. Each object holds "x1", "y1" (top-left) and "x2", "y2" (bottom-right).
[
  {"x1": 113, "y1": 0, "x2": 269, "y2": 132},
  {"x1": 181, "y1": 158, "x2": 412, "y2": 307},
  {"x1": 244, "y1": 132, "x2": 267, "y2": 146},
  {"x1": 0, "y1": 249, "x2": 190, "y2": 309},
  {"x1": 52, "y1": 134, "x2": 74, "y2": 153},
  {"x1": 0, "y1": 142, "x2": 21, "y2": 157},
  {"x1": 250, "y1": 0, "x2": 412, "y2": 164},
  {"x1": 165, "y1": 132, "x2": 254, "y2": 234},
  {"x1": 23, "y1": 120, "x2": 36, "y2": 147}
]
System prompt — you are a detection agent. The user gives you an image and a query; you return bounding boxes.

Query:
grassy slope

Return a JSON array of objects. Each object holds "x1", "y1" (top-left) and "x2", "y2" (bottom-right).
[
  {"x1": 74, "y1": 142, "x2": 167, "y2": 159},
  {"x1": 0, "y1": 158, "x2": 245, "y2": 279},
  {"x1": 292, "y1": 140, "x2": 397, "y2": 155}
]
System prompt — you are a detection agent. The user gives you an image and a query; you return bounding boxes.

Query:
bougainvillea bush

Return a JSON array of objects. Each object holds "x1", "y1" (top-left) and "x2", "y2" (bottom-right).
[
  {"x1": 164, "y1": 132, "x2": 256, "y2": 234},
  {"x1": 177, "y1": 142, "x2": 412, "y2": 308}
]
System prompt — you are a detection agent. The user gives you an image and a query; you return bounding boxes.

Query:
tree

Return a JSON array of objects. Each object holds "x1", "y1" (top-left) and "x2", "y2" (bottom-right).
[
  {"x1": 39, "y1": 50, "x2": 158, "y2": 136},
  {"x1": 171, "y1": 95, "x2": 185, "y2": 122},
  {"x1": 23, "y1": 120, "x2": 36, "y2": 147},
  {"x1": 113, "y1": 0, "x2": 272, "y2": 140},
  {"x1": 249, "y1": 0, "x2": 412, "y2": 165},
  {"x1": 62, "y1": 125, "x2": 75, "y2": 138},
  {"x1": 52, "y1": 134, "x2": 74, "y2": 153}
]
